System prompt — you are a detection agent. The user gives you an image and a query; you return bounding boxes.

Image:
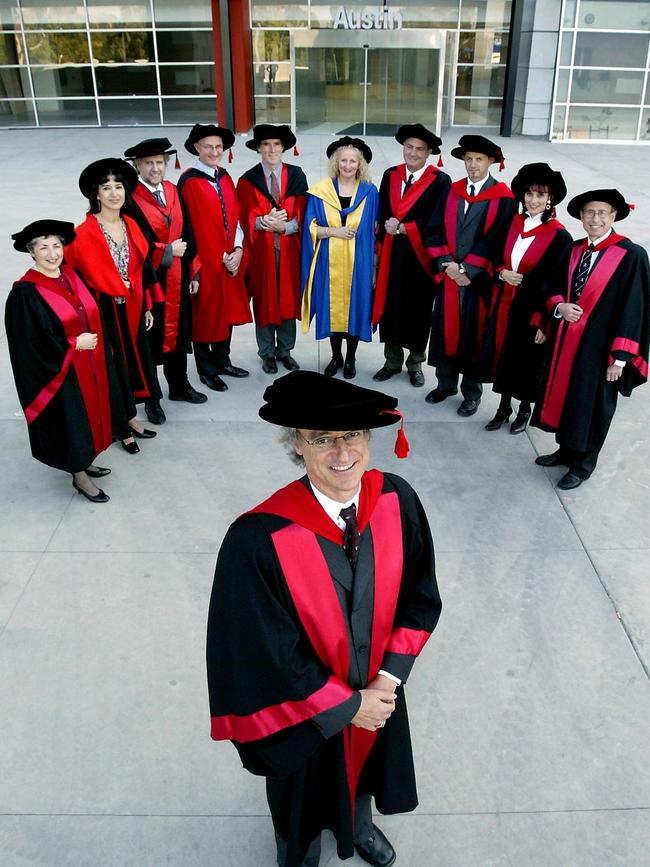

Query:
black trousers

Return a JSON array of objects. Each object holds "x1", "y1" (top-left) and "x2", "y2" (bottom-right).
[
  {"x1": 192, "y1": 333, "x2": 232, "y2": 377},
  {"x1": 556, "y1": 382, "x2": 619, "y2": 479}
]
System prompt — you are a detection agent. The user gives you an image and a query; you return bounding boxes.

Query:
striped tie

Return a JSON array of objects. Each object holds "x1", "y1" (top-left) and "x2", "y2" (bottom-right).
[
  {"x1": 213, "y1": 170, "x2": 231, "y2": 243},
  {"x1": 152, "y1": 189, "x2": 164, "y2": 206},
  {"x1": 571, "y1": 243, "x2": 594, "y2": 301}
]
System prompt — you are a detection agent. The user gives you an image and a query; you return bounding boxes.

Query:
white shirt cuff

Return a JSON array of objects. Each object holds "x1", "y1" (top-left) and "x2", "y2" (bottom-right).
[
  {"x1": 378, "y1": 669, "x2": 401, "y2": 686},
  {"x1": 614, "y1": 360, "x2": 626, "y2": 367}
]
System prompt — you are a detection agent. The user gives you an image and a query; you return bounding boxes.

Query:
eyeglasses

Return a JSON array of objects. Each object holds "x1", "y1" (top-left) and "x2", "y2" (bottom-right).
[
  {"x1": 582, "y1": 209, "x2": 613, "y2": 219},
  {"x1": 298, "y1": 430, "x2": 368, "y2": 450}
]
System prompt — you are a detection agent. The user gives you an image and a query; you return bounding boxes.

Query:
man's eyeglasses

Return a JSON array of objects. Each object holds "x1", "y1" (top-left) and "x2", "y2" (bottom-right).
[{"x1": 298, "y1": 430, "x2": 368, "y2": 450}]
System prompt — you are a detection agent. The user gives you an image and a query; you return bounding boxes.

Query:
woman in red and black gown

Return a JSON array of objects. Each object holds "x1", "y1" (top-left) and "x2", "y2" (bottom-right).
[
  {"x1": 65, "y1": 157, "x2": 162, "y2": 454},
  {"x1": 5, "y1": 220, "x2": 129, "y2": 502},
  {"x1": 481, "y1": 163, "x2": 573, "y2": 434}
]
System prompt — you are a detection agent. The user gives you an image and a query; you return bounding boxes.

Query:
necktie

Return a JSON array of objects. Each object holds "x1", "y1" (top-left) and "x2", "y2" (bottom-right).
[
  {"x1": 469, "y1": 184, "x2": 476, "y2": 197},
  {"x1": 152, "y1": 189, "x2": 164, "y2": 206},
  {"x1": 571, "y1": 243, "x2": 594, "y2": 301},
  {"x1": 464, "y1": 183, "x2": 476, "y2": 216},
  {"x1": 213, "y1": 170, "x2": 231, "y2": 243},
  {"x1": 339, "y1": 504, "x2": 361, "y2": 569},
  {"x1": 403, "y1": 173, "x2": 414, "y2": 193},
  {"x1": 269, "y1": 171, "x2": 281, "y2": 251}
]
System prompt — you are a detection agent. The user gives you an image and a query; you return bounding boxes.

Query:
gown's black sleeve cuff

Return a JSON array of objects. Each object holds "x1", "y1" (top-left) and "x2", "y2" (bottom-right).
[
  {"x1": 311, "y1": 692, "x2": 361, "y2": 739},
  {"x1": 381, "y1": 651, "x2": 416, "y2": 683}
]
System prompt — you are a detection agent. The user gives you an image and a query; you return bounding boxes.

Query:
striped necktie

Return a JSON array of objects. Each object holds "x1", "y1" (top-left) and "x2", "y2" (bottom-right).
[
  {"x1": 152, "y1": 189, "x2": 164, "y2": 206},
  {"x1": 571, "y1": 243, "x2": 594, "y2": 301},
  {"x1": 213, "y1": 170, "x2": 231, "y2": 242}
]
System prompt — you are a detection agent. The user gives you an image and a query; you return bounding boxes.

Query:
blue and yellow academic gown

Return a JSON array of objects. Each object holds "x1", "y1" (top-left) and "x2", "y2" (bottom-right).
[{"x1": 300, "y1": 177, "x2": 379, "y2": 341}]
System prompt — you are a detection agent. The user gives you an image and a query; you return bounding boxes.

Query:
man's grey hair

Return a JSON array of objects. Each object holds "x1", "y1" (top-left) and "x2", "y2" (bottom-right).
[{"x1": 279, "y1": 427, "x2": 305, "y2": 466}]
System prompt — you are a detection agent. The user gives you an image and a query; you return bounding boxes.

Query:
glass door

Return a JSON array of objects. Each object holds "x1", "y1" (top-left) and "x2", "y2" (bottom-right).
[{"x1": 294, "y1": 46, "x2": 366, "y2": 132}]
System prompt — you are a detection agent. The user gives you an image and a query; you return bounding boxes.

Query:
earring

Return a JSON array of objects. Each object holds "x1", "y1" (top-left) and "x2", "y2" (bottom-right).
[{"x1": 545, "y1": 201, "x2": 552, "y2": 211}]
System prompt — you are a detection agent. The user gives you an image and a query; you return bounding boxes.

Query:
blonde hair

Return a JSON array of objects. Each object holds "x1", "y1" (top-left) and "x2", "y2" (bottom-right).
[{"x1": 328, "y1": 147, "x2": 371, "y2": 183}]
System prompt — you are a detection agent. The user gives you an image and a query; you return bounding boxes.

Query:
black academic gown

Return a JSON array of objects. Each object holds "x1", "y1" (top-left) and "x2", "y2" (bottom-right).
[{"x1": 206, "y1": 470, "x2": 441, "y2": 867}]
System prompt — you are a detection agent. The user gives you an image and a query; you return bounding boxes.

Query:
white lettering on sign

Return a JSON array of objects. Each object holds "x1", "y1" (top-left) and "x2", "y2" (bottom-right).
[{"x1": 332, "y1": 7, "x2": 403, "y2": 30}]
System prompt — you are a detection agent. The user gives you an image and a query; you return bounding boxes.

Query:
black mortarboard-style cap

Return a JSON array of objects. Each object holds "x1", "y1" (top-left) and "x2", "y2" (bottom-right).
[
  {"x1": 451, "y1": 134, "x2": 505, "y2": 169},
  {"x1": 395, "y1": 123, "x2": 442, "y2": 154},
  {"x1": 511, "y1": 162, "x2": 567, "y2": 205},
  {"x1": 184, "y1": 123, "x2": 235, "y2": 154},
  {"x1": 12, "y1": 219, "x2": 76, "y2": 252},
  {"x1": 326, "y1": 136, "x2": 373, "y2": 164},
  {"x1": 245, "y1": 124, "x2": 296, "y2": 152},
  {"x1": 259, "y1": 371, "x2": 400, "y2": 430},
  {"x1": 124, "y1": 137, "x2": 177, "y2": 160},
  {"x1": 567, "y1": 188, "x2": 631, "y2": 221},
  {"x1": 78, "y1": 158, "x2": 138, "y2": 198}
]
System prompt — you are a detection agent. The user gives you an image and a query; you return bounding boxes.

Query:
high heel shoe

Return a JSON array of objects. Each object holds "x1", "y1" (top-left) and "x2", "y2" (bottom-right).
[
  {"x1": 85, "y1": 466, "x2": 111, "y2": 478},
  {"x1": 324, "y1": 357, "x2": 343, "y2": 377},
  {"x1": 72, "y1": 479, "x2": 110, "y2": 503},
  {"x1": 484, "y1": 407, "x2": 512, "y2": 431},
  {"x1": 510, "y1": 408, "x2": 531, "y2": 434},
  {"x1": 129, "y1": 427, "x2": 157, "y2": 439},
  {"x1": 121, "y1": 438, "x2": 140, "y2": 454}
]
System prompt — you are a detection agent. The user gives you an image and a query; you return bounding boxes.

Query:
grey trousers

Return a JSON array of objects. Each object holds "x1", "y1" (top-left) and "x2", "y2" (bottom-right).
[
  {"x1": 384, "y1": 341, "x2": 426, "y2": 372},
  {"x1": 256, "y1": 320, "x2": 297, "y2": 359}
]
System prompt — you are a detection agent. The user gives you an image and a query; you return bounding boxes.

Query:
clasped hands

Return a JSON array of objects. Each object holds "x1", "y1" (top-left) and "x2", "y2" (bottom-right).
[
  {"x1": 351, "y1": 674, "x2": 397, "y2": 732},
  {"x1": 223, "y1": 248, "x2": 243, "y2": 276},
  {"x1": 442, "y1": 261, "x2": 470, "y2": 287},
  {"x1": 261, "y1": 207, "x2": 288, "y2": 233}
]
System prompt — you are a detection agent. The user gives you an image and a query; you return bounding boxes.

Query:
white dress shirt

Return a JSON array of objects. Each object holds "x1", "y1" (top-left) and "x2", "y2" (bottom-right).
[
  {"x1": 400, "y1": 163, "x2": 428, "y2": 196},
  {"x1": 194, "y1": 159, "x2": 244, "y2": 248},
  {"x1": 139, "y1": 178, "x2": 166, "y2": 205},
  {"x1": 464, "y1": 173, "x2": 491, "y2": 213},
  {"x1": 510, "y1": 211, "x2": 544, "y2": 272}
]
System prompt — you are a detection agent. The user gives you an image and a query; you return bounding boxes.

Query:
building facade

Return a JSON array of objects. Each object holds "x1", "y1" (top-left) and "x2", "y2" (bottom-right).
[{"x1": 1, "y1": 0, "x2": 648, "y2": 143}]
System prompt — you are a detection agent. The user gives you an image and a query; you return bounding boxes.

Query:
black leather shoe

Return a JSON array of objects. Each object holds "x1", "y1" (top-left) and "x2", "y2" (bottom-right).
[
  {"x1": 425, "y1": 387, "x2": 458, "y2": 404},
  {"x1": 510, "y1": 408, "x2": 531, "y2": 434},
  {"x1": 354, "y1": 825, "x2": 396, "y2": 867},
  {"x1": 168, "y1": 385, "x2": 207, "y2": 404},
  {"x1": 121, "y1": 438, "x2": 140, "y2": 455},
  {"x1": 557, "y1": 471, "x2": 585, "y2": 490},
  {"x1": 373, "y1": 366, "x2": 400, "y2": 382},
  {"x1": 343, "y1": 360, "x2": 356, "y2": 379},
  {"x1": 199, "y1": 374, "x2": 228, "y2": 392},
  {"x1": 262, "y1": 357, "x2": 278, "y2": 374},
  {"x1": 409, "y1": 370, "x2": 425, "y2": 387},
  {"x1": 324, "y1": 357, "x2": 343, "y2": 377},
  {"x1": 457, "y1": 398, "x2": 480, "y2": 416},
  {"x1": 217, "y1": 364, "x2": 249, "y2": 378},
  {"x1": 85, "y1": 466, "x2": 111, "y2": 479},
  {"x1": 72, "y1": 480, "x2": 110, "y2": 503},
  {"x1": 535, "y1": 450, "x2": 565, "y2": 467},
  {"x1": 485, "y1": 407, "x2": 512, "y2": 431},
  {"x1": 279, "y1": 354, "x2": 300, "y2": 371},
  {"x1": 144, "y1": 402, "x2": 166, "y2": 425},
  {"x1": 130, "y1": 427, "x2": 157, "y2": 439}
]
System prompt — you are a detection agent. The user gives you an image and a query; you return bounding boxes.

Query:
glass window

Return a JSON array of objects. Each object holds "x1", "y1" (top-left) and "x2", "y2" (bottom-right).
[
  {"x1": 31, "y1": 65, "x2": 94, "y2": 98},
  {"x1": 641, "y1": 108, "x2": 650, "y2": 141},
  {"x1": 153, "y1": 0, "x2": 213, "y2": 28},
  {"x1": 566, "y1": 105, "x2": 641, "y2": 140},
  {"x1": 453, "y1": 97, "x2": 502, "y2": 125},
  {"x1": 87, "y1": 0, "x2": 151, "y2": 28},
  {"x1": 252, "y1": 30, "x2": 290, "y2": 63},
  {"x1": 579, "y1": 1, "x2": 650, "y2": 31},
  {"x1": 460, "y1": 0, "x2": 512, "y2": 29},
  {"x1": 401, "y1": 0, "x2": 461, "y2": 29},
  {"x1": 254, "y1": 95, "x2": 291, "y2": 123},
  {"x1": 159, "y1": 64, "x2": 215, "y2": 96},
  {"x1": 0, "y1": 98, "x2": 37, "y2": 125},
  {"x1": 574, "y1": 33, "x2": 648, "y2": 69},
  {"x1": 551, "y1": 105, "x2": 567, "y2": 140},
  {"x1": 646, "y1": 77, "x2": 650, "y2": 105},
  {"x1": 555, "y1": 69, "x2": 570, "y2": 103},
  {"x1": 161, "y1": 96, "x2": 217, "y2": 124},
  {"x1": 156, "y1": 30, "x2": 213, "y2": 63},
  {"x1": 570, "y1": 69, "x2": 644, "y2": 105},
  {"x1": 91, "y1": 31, "x2": 153, "y2": 63},
  {"x1": 559, "y1": 31, "x2": 573, "y2": 66},
  {"x1": 251, "y1": 0, "x2": 307, "y2": 28},
  {"x1": 458, "y1": 31, "x2": 508, "y2": 65},
  {"x1": 456, "y1": 64, "x2": 505, "y2": 98},
  {"x1": 0, "y1": 0, "x2": 20, "y2": 28},
  {"x1": 253, "y1": 62, "x2": 291, "y2": 96},
  {"x1": 0, "y1": 30, "x2": 25, "y2": 65},
  {"x1": 25, "y1": 31, "x2": 90, "y2": 64},
  {"x1": 35, "y1": 98, "x2": 98, "y2": 124},
  {"x1": 95, "y1": 64, "x2": 157, "y2": 95},
  {"x1": 0, "y1": 65, "x2": 31, "y2": 98},
  {"x1": 98, "y1": 97, "x2": 161, "y2": 124},
  {"x1": 563, "y1": 0, "x2": 576, "y2": 27},
  {"x1": 20, "y1": 0, "x2": 85, "y2": 29}
]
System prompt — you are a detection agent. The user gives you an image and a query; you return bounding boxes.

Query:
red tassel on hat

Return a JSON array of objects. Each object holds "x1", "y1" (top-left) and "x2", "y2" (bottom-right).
[
  {"x1": 380, "y1": 409, "x2": 410, "y2": 459},
  {"x1": 499, "y1": 158, "x2": 505, "y2": 172},
  {"x1": 293, "y1": 145, "x2": 299, "y2": 156},
  {"x1": 629, "y1": 203, "x2": 635, "y2": 210},
  {"x1": 174, "y1": 154, "x2": 181, "y2": 170},
  {"x1": 228, "y1": 148, "x2": 233, "y2": 163},
  {"x1": 437, "y1": 154, "x2": 444, "y2": 167}
]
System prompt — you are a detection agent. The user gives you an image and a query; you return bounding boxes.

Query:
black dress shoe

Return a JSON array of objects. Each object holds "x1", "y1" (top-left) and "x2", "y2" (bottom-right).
[
  {"x1": 323, "y1": 357, "x2": 343, "y2": 377},
  {"x1": 457, "y1": 398, "x2": 480, "y2": 416},
  {"x1": 85, "y1": 466, "x2": 111, "y2": 478},
  {"x1": 409, "y1": 370, "x2": 425, "y2": 387},
  {"x1": 485, "y1": 407, "x2": 512, "y2": 431},
  {"x1": 144, "y1": 402, "x2": 166, "y2": 425},
  {"x1": 121, "y1": 438, "x2": 140, "y2": 454},
  {"x1": 72, "y1": 480, "x2": 110, "y2": 503},
  {"x1": 199, "y1": 374, "x2": 228, "y2": 392},
  {"x1": 168, "y1": 385, "x2": 208, "y2": 404},
  {"x1": 262, "y1": 357, "x2": 278, "y2": 374},
  {"x1": 217, "y1": 364, "x2": 249, "y2": 378},
  {"x1": 425, "y1": 387, "x2": 458, "y2": 404},
  {"x1": 279, "y1": 354, "x2": 300, "y2": 371},
  {"x1": 343, "y1": 360, "x2": 356, "y2": 379},
  {"x1": 130, "y1": 427, "x2": 157, "y2": 439},
  {"x1": 557, "y1": 470, "x2": 585, "y2": 490},
  {"x1": 510, "y1": 408, "x2": 531, "y2": 434},
  {"x1": 373, "y1": 366, "x2": 400, "y2": 382},
  {"x1": 535, "y1": 450, "x2": 565, "y2": 467},
  {"x1": 354, "y1": 825, "x2": 396, "y2": 867}
]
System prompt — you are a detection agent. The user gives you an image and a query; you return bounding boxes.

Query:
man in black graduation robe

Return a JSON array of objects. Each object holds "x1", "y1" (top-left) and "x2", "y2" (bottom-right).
[
  {"x1": 373, "y1": 124, "x2": 450, "y2": 388},
  {"x1": 425, "y1": 134, "x2": 515, "y2": 415},
  {"x1": 532, "y1": 188, "x2": 649, "y2": 489},
  {"x1": 206, "y1": 372, "x2": 441, "y2": 867}
]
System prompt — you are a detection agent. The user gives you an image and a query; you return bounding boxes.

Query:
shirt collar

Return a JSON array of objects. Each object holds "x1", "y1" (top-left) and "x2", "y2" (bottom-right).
[
  {"x1": 523, "y1": 212, "x2": 544, "y2": 230},
  {"x1": 309, "y1": 481, "x2": 360, "y2": 530},
  {"x1": 262, "y1": 162, "x2": 283, "y2": 181},
  {"x1": 404, "y1": 163, "x2": 428, "y2": 183},
  {"x1": 590, "y1": 228, "x2": 613, "y2": 248},
  {"x1": 195, "y1": 158, "x2": 221, "y2": 179},
  {"x1": 467, "y1": 174, "x2": 490, "y2": 195},
  {"x1": 139, "y1": 178, "x2": 164, "y2": 194}
]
